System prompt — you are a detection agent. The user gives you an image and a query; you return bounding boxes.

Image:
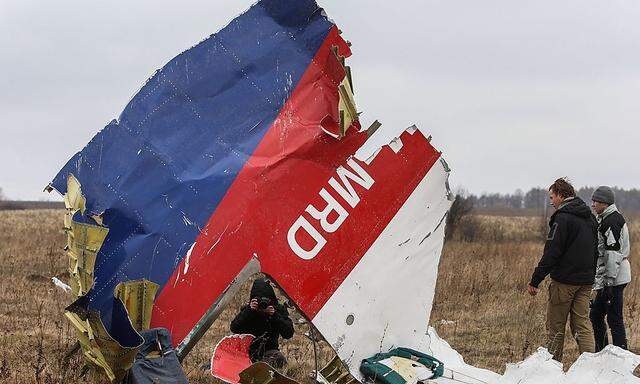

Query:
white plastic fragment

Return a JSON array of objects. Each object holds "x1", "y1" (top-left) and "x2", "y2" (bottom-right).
[
  {"x1": 388, "y1": 137, "x2": 404, "y2": 153},
  {"x1": 354, "y1": 123, "x2": 414, "y2": 163},
  {"x1": 52, "y1": 277, "x2": 71, "y2": 293},
  {"x1": 497, "y1": 348, "x2": 564, "y2": 384},
  {"x1": 427, "y1": 327, "x2": 499, "y2": 384},
  {"x1": 565, "y1": 345, "x2": 640, "y2": 384},
  {"x1": 426, "y1": 326, "x2": 640, "y2": 384}
]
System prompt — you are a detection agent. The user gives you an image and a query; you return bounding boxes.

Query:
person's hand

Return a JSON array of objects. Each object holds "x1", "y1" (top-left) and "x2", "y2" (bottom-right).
[
  {"x1": 265, "y1": 305, "x2": 275, "y2": 316},
  {"x1": 527, "y1": 284, "x2": 539, "y2": 296},
  {"x1": 250, "y1": 298, "x2": 258, "y2": 311}
]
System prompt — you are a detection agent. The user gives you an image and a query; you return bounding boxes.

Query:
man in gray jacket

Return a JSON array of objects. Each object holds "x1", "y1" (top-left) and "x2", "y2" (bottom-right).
[{"x1": 589, "y1": 186, "x2": 631, "y2": 351}]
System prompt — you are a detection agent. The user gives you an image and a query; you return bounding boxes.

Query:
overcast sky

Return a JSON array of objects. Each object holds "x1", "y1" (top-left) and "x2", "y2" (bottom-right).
[{"x1": 1, "y1": 0, "x2": 639, "y2": 200}]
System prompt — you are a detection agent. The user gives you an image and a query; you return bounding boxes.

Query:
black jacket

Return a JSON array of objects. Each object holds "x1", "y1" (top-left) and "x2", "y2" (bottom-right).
[
  {"x1": 230, "y1": 279, "x2": 294, "y2": 361},
  {"x1": 599, "y1": 210, "x2": 626, "y2": 252},
  {"x1": 530, "y1": 197, "x2": 598, "y2": 288}
]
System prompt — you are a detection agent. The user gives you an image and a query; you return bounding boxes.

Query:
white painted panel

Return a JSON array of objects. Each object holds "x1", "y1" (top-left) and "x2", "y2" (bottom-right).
[{"x1": 312, "y1": 159, "x2": 451, "y2": 378}]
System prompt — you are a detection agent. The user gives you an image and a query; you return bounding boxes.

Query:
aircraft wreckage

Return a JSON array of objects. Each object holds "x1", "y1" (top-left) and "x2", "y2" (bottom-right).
[{"x1": 48, "y1": 0, "x2": 453, "y2": 382}]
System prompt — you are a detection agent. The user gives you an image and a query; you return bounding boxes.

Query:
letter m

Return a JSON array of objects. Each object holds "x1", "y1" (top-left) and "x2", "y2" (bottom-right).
[{"x1": 328, "y1": 158, "x2": 374, "y2": 208}]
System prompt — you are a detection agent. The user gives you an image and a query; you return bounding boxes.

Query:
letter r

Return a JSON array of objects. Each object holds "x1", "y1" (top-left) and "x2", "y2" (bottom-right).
[{"x1": 305, "y1": 189, "x2": 349, "y2": 233}]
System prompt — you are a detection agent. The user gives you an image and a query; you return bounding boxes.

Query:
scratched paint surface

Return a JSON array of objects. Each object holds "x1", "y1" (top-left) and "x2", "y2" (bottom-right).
[
  {"x1": 50, "y1": 0, "x2": 343, "y2": 350},
  {"x1": 211, "y1": 334, "x2": 255, "y2": 383},
  {"x1": 311, "y1": 133, "x2": 452, "y2": 378},
  {"x1": 50, "y1": 1, "x2": 453, "y2": 378}
]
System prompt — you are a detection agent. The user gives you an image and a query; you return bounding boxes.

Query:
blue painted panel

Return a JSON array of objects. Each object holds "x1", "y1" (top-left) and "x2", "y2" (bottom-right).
[{"x1": 51, "y1": 0, "x2": 333, "y2": 346}]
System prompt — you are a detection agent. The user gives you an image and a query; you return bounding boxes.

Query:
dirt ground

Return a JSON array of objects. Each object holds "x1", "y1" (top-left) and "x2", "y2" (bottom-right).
[{"x1": 1, "y1": 209, "x2": 638, "y2": 383}]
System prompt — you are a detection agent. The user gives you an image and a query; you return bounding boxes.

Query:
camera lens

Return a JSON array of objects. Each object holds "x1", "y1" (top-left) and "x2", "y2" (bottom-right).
[{"x1": 258, "y1": 297, "x2": 270, "y2": 310}]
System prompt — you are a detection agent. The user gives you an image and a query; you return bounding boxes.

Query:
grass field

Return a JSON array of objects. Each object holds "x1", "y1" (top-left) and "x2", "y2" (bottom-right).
[{"x1": 1, "y1": 209, "x2": 638, "y2": 383}]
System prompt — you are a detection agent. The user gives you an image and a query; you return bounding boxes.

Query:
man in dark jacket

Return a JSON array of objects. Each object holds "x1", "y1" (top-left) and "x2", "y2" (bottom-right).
[
  {"x1": 230, "y1": 279, "x2": 294, "y2": 368},
  {"x1": 527, "y1": 178, "x2": 597, "y2": 362}
]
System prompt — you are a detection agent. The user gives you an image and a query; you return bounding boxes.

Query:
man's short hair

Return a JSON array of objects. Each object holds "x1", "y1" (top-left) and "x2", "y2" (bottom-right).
[{"x1": 549, "y1": 178, "x2": 576, "y2": 199}]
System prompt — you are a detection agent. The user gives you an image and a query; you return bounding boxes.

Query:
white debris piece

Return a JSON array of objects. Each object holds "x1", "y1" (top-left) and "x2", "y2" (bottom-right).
[
  {"x1": 497, "y1": 348, "x2": 564, "y2": 384},
  {"x1": 425, "y1": 327, "x2": 640, "y2": 384},
  {"x1": 427, "y1": 327, "x2": 499, "y2": 384},
  {"x1": 565, "y1": 345, "x2": 640, "y2": 384},
  {"x1": 52, "y1": 277, "x2": 71, "y2": 293}
]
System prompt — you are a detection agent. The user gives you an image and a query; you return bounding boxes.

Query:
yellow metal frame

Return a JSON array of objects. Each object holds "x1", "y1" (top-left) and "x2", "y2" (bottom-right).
[{"x1": 62, "y1": 175, "x2": 157, "y2": 382}]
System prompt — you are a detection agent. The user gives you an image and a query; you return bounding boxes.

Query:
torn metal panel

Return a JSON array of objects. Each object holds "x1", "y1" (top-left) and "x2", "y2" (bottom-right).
[
  {"x1": 49, "y1": 0, "x2": 453, "y2": 381},
  {"x1": 310, "y1": 128, "x2": 452, "y2": 378},
  {"x1": 367, "y1": 120, "x2": 382, "y2": 138},
  {"x1": 211, "y1": 334, "x2": 255, "y2": 384},
  {"x1": 333, "y1": 45, "x2": 358, "y2": 138},
  {"x1": 114, "y1": 279, "x2": 160, "y2": 331},
  {"x1": 239, "y1": 362, "x2": 300, "y2": 384},
  {"x1": 316, "y1": 355, "x2": 357, "y2": 384},
  {"x1": 63, "y1": 174, "x2": 86, "y2": 212},
  {"x1": 159, "y1": 117, "x2": 449, "y2": 381},
  {"x1": 61, "y1": 175, "x2": 145, "y2": 381},
  {"x1": 65, "y1": 306, "x2": 141, "y2": 382},
  {"x1": 67, "y1": 214, "x2": 108, "y2": 296},
  {"x1": 49, "y1": 0, "x2": 360, "y2": 379}
]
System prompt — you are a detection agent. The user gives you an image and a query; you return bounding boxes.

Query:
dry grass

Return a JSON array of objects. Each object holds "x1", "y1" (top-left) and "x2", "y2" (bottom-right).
[
  {"x1": 432, "y1": 214, "x2": 640, "y2": 373},
  {"x1": 0, "y1": 210, "x2": 638, "y2": 382},
  {"x1": 0, "y1": 210, "x2": 334, "y2": 384},
  {"x1": 0, "y1": 210, "x2": 84, "y2": 383}
]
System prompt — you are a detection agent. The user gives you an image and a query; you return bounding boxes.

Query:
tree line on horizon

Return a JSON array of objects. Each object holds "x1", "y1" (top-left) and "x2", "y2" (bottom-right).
[
  {"x1": 466, "y1": 186, "x2": 640, "y2": 214},
  {"x1": 1, "y1": 184, "x2": 639, "y2": 214}
]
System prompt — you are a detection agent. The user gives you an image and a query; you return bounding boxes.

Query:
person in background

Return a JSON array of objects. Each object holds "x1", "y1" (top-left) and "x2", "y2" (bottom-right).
[
  {"x1": 527, "y1": 178, "x2": 597, "y2": 362},
  {"x1": 590, "y1": 186, "x2": 631, "y2": 351},
  {"x1": 230, "y1": 279, "x2": 294, "y2": 368}
]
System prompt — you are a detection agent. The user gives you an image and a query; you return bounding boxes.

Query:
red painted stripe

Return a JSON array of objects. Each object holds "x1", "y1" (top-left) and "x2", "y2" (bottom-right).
[
  {"x1": 151, "y1": 25, "x2": 360, "y2": 342},
  {"x1": 211, "y1": 335, "x2": 254, "y2": 383},
  {"x1": 151, "y1": 25, "x2": 442, "y2": 346},
  {"x1": 269, "y1": 130, "x2": 441, "y2": 317}
]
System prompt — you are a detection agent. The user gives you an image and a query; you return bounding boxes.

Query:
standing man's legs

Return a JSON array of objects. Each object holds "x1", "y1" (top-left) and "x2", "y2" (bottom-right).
[
  {"x1": 569, "y1": 285, "x2": 595, "y2": 354},
  {"x1": 546, "y1": 280, "x2": 573, "y2": 361},
  {"x1": 590, "y1": 289, "x2": 609, "y2": 352},
  {"x1": 607, "y1": 284, "x2": 628, "y2": 350}
]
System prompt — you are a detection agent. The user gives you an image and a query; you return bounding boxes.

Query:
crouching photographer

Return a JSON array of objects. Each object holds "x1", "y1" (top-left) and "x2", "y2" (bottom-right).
[{"x1": 230, "y1": 279, "x2": 294, "y2": 368}]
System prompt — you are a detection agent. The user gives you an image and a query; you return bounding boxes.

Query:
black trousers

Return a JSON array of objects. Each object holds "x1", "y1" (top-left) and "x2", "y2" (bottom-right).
[{"x1": 589, "y1": 284, "x2": 628, "y2": 351}]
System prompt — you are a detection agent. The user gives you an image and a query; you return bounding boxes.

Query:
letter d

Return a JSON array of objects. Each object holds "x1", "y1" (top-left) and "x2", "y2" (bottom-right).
[{"x1": 287, "y1": 216, "x2": 327, "y2": 260}]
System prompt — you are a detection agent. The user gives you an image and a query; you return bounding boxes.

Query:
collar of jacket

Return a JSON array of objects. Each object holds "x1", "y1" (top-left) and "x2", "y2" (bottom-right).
[
  {"x1": 558, "y1": 196, "x2": 575, "y2": 210},
  {"x1": 599, "y1": 203, "x2": 618, "y2": 220},
  {"x1": 551, "y1": 196, "x2": 593, "y2": 222}
]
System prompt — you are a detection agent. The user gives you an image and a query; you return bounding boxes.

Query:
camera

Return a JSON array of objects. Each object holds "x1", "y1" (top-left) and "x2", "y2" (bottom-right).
[{"x1": 257, "y1": 297, "x2": 271, "y2": 311}]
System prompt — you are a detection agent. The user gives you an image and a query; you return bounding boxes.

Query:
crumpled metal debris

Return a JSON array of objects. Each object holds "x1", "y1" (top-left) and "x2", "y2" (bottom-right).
[
  {"x1": 48, "y1": 0, "x2": 359, "y2": 380},
  {"x1": 48, "y1": 0, "x2": 453, "y2": 381}
]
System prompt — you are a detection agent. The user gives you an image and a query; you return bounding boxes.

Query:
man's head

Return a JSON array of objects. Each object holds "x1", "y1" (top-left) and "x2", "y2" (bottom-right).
[
  {"x1": 548, "y1": 178, "x2": 576, "y2": 209},
  {"x1": 591, "y1": 186, "x2": 614, "y2": 215}
]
